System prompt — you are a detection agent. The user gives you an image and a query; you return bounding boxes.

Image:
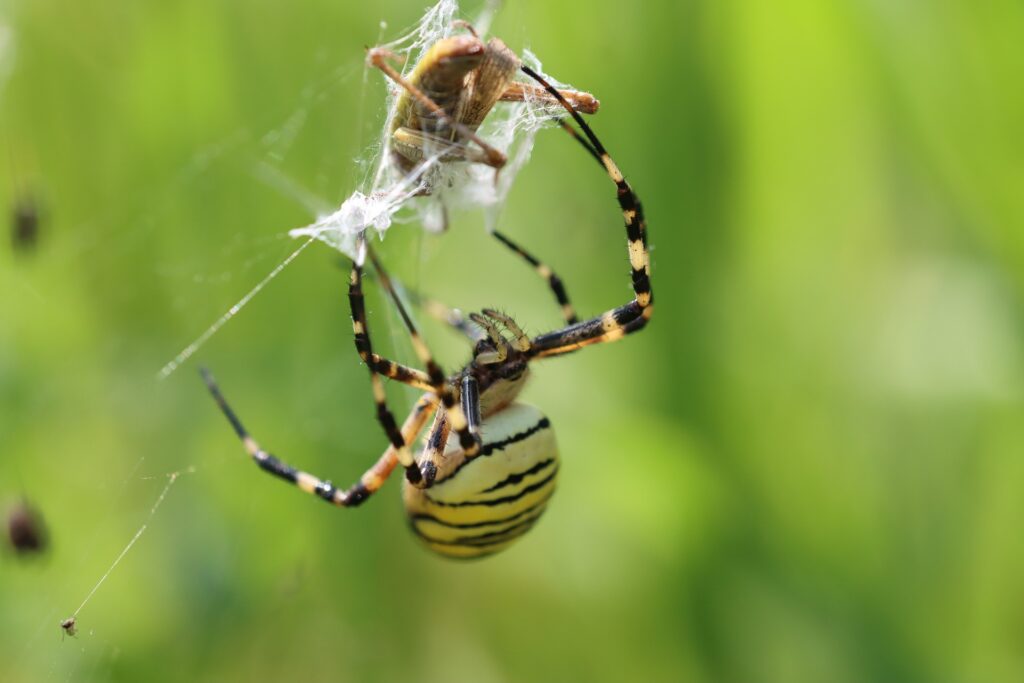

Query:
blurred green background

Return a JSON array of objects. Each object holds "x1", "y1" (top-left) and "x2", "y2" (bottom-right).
[{"x1": 2, "y1": 0, "x2": 1023, "y2": 681}]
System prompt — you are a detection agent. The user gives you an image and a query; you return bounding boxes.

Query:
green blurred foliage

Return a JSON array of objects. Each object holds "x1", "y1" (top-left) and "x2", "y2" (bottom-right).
[{"x1": 2, "y1": 1, "x2": 1023, "y2": 681}]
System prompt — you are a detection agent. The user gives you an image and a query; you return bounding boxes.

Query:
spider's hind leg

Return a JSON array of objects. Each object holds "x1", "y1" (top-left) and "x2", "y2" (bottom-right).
[
  {"x1": 365, "y1": 246, "x2": 482, "y2": 459},
  {"x1": 201, "y1": 369, "x2": 438, "y2": 507}
]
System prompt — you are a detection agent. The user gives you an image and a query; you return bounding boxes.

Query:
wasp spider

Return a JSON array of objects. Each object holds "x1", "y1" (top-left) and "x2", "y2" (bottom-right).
[{"x1": 202, "y1": 67, "x2": 652, "y2": 559}]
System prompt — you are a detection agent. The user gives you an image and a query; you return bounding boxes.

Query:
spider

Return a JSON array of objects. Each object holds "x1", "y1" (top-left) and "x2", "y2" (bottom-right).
[{"x1": 202, "y1": 66, "x2": 652, "y2": 559}]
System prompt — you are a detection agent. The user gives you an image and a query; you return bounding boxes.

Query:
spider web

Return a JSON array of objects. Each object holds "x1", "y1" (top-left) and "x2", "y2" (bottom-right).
[
  {"x1": 289, "y1": 0, "x2": 576, "y2": 256},
  {"x1": 2, "y1": 3, "x2": 588, "y2": 679},
  {"x1": 157, "y1": 0, "x2": 583, "y2": 380}
]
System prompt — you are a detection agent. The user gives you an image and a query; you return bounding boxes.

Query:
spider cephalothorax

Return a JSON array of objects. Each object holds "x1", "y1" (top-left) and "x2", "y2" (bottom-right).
[{"x1": 203, "y1": 56, "x2": 651, "y2": 559}]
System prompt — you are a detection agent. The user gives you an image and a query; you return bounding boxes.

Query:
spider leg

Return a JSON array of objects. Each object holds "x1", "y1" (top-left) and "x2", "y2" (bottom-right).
[
  {"x1": 460, "y1": 375, "x2": 482, "y2": 437},
  {"x1": 530, "y1": 305, "x2": 649, "y2": 357},
  {"x1": 349, "y1": 263, "x2": 429, "y2": 483},
  {"x1": 519, "y1": 65, "x2": 653, "y2": 359},
  {"x1": 492, "y1": 231, "x2": 578, "y2": 325},
  {"x1": 407, "y1": 289, "x2": 484, "y2": 342},
  {"x1": 410, "y1": 374, "x2": 483, "y2": 488},
  {"x1": 357, "y1": 268, "x2": 484, "y2": 343},
  {"x1": 347, "y1": 264, "x2": 434, "y2": 393},
  {"x1": 366, "y1": 247, "x2": 482, "y2": 458},
  {"x1": 201, "y1": 369, "x2": 438, "y2": 506},
  {"x1": 414, "y1": 407, "x2": 451, "y2": 487}
]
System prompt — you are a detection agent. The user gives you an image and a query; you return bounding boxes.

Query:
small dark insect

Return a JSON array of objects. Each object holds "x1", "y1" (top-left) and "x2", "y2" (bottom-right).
[
  {"x1": 60, "y1": 617, "x2": 77, "y2": 638},
  {"x1": 11, "y1": 194, "x2": 41, "y2": 253},
  {"x1": 5, "y1": 500, "x2": 47, "y2": 555}
]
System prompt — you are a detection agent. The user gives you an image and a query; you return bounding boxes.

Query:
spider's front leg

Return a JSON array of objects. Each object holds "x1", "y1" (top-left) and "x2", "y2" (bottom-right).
[
  {"x1": 491, "y1": 230, "x2": 578, "y2": 325},
  {"x1": 363, "y1": 246, "x2": 482, "y2": 461},
  {"x1": 519, "y1": 66, "x2": 653, "y2": 358},
  {"x1": 349, "y1": 262, "x2": 431, "y2": 485}
]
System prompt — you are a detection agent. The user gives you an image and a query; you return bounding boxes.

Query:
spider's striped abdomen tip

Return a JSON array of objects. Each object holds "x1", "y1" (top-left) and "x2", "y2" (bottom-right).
[{"x1": 403, "y1": 404, "x2": 558, "y2": 559}]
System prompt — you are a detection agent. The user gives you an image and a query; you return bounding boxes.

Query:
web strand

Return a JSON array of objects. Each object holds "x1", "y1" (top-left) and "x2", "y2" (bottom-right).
[
  {"x1": 69, "y1": 471, "x2": 184, "y2": 621},
  {"x1": 156, "y1": 237, "x2": 316, "y2": 381},
  {"x1": 157, "y1": 0, "x2": 587, "y2": 378}
]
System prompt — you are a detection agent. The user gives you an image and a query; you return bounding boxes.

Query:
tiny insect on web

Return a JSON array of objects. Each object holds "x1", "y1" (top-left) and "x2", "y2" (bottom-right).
[
  {"x1": 201, "y1": 53, "x2": 653, "y2": 558},
  {"x1": 58, "y1": 470, "x2": 187, "y2": 638}
]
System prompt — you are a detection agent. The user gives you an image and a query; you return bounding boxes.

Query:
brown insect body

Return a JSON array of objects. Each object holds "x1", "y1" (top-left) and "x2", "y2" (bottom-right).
[
  {"x1": 371, "y1": 29, "x2": 599, "y2": 176},
  {"x1": 388, "y1": 35, "x2": 519, "y2": 173}
]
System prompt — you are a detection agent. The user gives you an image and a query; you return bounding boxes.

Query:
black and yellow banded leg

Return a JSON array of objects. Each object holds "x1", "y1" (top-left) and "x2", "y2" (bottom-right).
[
  {"x1": 414, "y1": 408, "x2": 451, "y2": 487},
  {"x1": 365, "y1": 247, "x2": 482, "y2": 458},
  {"x1": 411, "y1": 374, "x2": 483, "y2": 488},
  {"x1": 355, "y1": 267, "x2": 483, "y2": 343},
  {"x1": 349, "y1": 263, "x2": 427, "y2": 484},
  {"x1": 348, "y1": 266, "x2": 435, "y2": 393},
  {"x1": 364, "y1": 354, "x2": 434, "y2": 392},
  {"x1": 530, "y1": 304, "x2": 648, "y2": 358},
  {"x1": 492, "y1": 231, "x2": 578, "y2": 326},
  {"x1": 519, "y1": 65, "x2": 653, "y2": 359},
  {"x1": 343, "y1": 262, "x2": 435, "y2": 391},
  {"x1": 356, "y1": 393, "x2": 439, "y2": 495},
  {"x1": 201, "y1": 369, "x2": 438, "y2": 506},
  {"x1": 552, "y1": 118, "x2": 602, "y2": 166}
]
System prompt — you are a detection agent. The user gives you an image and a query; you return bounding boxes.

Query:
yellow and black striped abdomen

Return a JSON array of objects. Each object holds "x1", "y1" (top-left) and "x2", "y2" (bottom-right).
[{"x1": 403, "y1": 403, "x2": 558, "y2": 559}]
